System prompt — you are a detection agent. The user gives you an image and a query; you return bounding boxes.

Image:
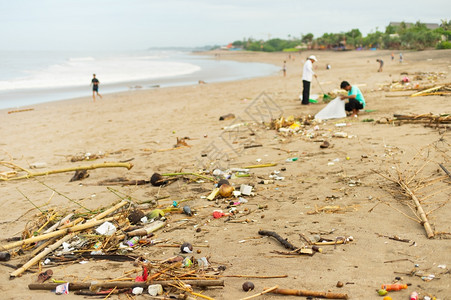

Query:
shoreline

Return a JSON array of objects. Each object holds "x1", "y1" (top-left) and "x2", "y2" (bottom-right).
[
  {"x1": 0, "y1": 52, "x2": 279, "y2": 110},
  {"x1": 1, "y1": 49, "x2": 450, "y2": 299}
]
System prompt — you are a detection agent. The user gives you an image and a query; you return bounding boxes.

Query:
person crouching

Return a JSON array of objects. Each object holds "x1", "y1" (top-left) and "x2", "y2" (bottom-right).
[{"x1": 339, "y1": 81, "x2": 366, "y2": 117}]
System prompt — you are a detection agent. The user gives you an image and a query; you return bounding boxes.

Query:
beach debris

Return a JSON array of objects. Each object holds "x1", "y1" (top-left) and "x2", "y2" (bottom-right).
[
  {"x1": 258, "y1": 230, "x2": 317, "y2": 256},
  {"x1": 7, "y1": 108, "x2": 35, "y2": 114},
  {"x1": 180, "y1": 242, "x2": 193, "y2": 253},
  {"x1": 266, "y1": 287, "x2": 349, "y2": 299},
  {"x1": 36, "y1": 269, "x2": 53, "y2": 283},
  {"x1": 150, "y1": 172, "x2": 167, "y2": 186},
  {"x1": 378, "y1": 113, "x2": 451, "y2": 128},
  {"x1": 69, "y1": 169, "x2": 89, "y2": 182},
  {"x1": 372, "y1": 144, "x2": 451, "y2": 238},
  {"x1": 174, "y1": 137, "x2": 191, "y2": 148},
  {"x1": 69, "y1": 152, "x2": 107, "y2": 162},
  {"x1": 219, "y1": 183, "x2": 234, "y2": 197},
  {"x1": 97, "y1": 177, "x2": 148, "y2": 185},
  {"x1": 242, "y1": 281, "x2": 255, "y2": 291},
  {"x1": 0, "y1": 251, "x2": 11, "y2": 261},
  {"x1": 240, "y1": 285, "x2": 279, "y2": 300},
  {"x1": 320, "y1": 141, "x2": 330, "y2": 148},
  {"x1": 219, "y1": 113, "x2": 236, "y2": 121},
  {"x1": 411, "y1": 84, "x2": 451, "y2": 97},
  {"x1": 0, "y1": 161, "x2": 133, "y2": 181},
  {"x1": 128, "y1": 210, "x2": 145, "y2": 224}
]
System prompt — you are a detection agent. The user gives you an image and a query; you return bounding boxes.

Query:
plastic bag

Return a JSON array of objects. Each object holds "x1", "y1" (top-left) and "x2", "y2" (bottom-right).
[{"x1": 314, "y1": 97, "x2": 346, "y2": 120}]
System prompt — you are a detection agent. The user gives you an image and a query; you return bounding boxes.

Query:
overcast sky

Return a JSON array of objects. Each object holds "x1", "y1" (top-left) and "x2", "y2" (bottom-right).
[{"x1": 1, "y1": 0, "x2": 449, "y2": 51}]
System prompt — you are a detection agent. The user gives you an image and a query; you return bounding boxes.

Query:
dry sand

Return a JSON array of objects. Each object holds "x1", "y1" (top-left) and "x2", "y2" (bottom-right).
[{"x1": 0, "y1": 49, "x2": 450, "y2": 300}]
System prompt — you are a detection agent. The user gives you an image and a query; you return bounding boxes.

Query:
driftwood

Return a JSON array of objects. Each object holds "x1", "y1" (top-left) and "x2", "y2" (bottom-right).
[
  {"x1": 268, "y1": 287, "x2": 348, "y2": 299},
  {"x1": 10, "y1": 233, "x2": 75, "y2": 278},
  {"x1": 28, "y1": 279, "x2": 224, "y2": 290},
  {"x1": 258, "y1": 230, "x2": 297, "y2": 250},
  {"x1": 399, "y1": 181, "x2": 434, "y2": 238},
  {"x1": 0, "y1": 162, "x2": 133, "y2": 181},
  {"x1": 0, "y1": 216, "x2": 120, "y2": 251},
  {"x1": 392, "y1": 113, "x2": 451, "y2": 124}
]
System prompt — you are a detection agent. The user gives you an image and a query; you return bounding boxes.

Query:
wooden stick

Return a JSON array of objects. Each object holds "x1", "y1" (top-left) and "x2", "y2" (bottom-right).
[
  {"x1": 258, "y1": 230, "x2": 297, "y2": 250},
  {"x1": 399, "y1": 181, "x2": 434, "y2": 238},
  {"x1": 0, "y1": 216, "x2": 118, "y2": 251},
  {"x1": 0, "y1": 162, "x2": 133, "y2": 181},
  {"x1": 10, "y1": 233, "x2": 75, "y2": 278},
  {"x1": 28, "y1": 279, "x2": 224, "y2": 290},
  {"x1": 268, "y1": 287, "x2": 348, "y2": 299},
  {"x1": 240, "y1": 285, "x2": 279, "y2": 300}
]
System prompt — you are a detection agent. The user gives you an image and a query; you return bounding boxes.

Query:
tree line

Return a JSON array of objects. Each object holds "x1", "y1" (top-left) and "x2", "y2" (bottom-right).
[{"x1": 230, "y1": 20, "x2": 451, "y2": 51}]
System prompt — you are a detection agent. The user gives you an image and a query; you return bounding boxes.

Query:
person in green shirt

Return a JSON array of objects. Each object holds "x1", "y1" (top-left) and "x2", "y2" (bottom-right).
[{"x1": 340, "y1": 81, "x2": 366, "y2": 117}]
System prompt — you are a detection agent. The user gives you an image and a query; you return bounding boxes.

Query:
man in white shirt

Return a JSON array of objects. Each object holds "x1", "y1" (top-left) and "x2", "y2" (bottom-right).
[{"x1": 301, "y1": 55, "x2": 317, "y2": 105}]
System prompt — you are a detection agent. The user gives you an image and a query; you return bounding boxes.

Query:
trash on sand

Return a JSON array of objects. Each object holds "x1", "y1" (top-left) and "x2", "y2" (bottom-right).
[
  {"x1": 240, "y1": 184, "x2": 253, "y2": 196},
  {"x1": 95, "y1": 221, "x2": 116, "y2": 236},
  {"x1": 148, "y1": 284, "x2": 163, "y2": 296},
  {"x1": 314, "y1": 97, "x2": 346, "y2": 120},
  {"x1": 55, "y1": 283, "x2": 69, "y2": 295}
]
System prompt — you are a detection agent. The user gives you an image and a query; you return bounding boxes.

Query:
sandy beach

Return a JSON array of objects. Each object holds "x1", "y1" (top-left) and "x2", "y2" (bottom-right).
[{"x1": 1, "y1": 49, "x2": 450, "y2": 299}]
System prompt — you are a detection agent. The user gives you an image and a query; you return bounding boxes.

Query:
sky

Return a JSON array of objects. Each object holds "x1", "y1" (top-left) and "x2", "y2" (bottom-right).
[{"x1": 0, "y1": 0, "x2": 449, "y2": 51}]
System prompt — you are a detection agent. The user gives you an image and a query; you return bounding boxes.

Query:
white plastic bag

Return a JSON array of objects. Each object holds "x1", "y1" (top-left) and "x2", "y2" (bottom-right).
[{"x1": 314, "y1": 97, "x2": 346, "y2": 120}]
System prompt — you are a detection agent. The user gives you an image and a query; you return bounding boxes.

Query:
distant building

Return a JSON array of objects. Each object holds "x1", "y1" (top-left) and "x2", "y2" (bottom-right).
[{"x1": 389, "y1": 22, "x2": 439, "y2": 30}]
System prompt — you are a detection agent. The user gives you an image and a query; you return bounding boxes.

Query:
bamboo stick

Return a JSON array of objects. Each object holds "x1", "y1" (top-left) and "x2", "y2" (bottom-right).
[
  {"x1": 240, "y1": 285, "x2": 279, "y2": 300},
  {"x1": 0, "y1": 162, "x2": 133, "y2": 181},
  {"x1": 268, "y1": 287, "x2": 348, "y2": 299},
  {"x1": 399, "y1": 181, "x2": 434, "y2": 238},
  {"x1": 89, "y1": 200, "x2": 128, "y2": 222},
  {"x1": 10, "y1": 233, "x2": 75, "y2": 278},
  {"x1": 410, "y1": 86, "x2": 442, "y2": 97},
  {"x1": 243, "y1": 163, "x2": 277, "y2": 169},
  {"x1": 0, "y1": 216, "x2": 118, "y2": 251}
]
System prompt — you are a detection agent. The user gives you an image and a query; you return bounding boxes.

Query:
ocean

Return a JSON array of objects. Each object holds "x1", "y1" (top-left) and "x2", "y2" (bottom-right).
[{"x1": 0, "y1": 50, "x2": 279, "y2": 110}]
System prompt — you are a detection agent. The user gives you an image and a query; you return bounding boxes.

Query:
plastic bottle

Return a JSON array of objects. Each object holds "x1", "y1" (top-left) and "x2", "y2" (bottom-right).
[
  {"x1": 127, "y1": 236, "x2": 140, "y2": 247},
  {"x1": 410, "y1": 291, "x2": 419, "y2": 300},
  {"x1": 381, "y1": 284, "x2": 408, "y2": 291}
]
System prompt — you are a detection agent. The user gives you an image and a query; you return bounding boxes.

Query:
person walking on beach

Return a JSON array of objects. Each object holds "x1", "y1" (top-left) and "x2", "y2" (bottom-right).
[
  {"x1": 376, "y1": 59, "x2": 384, "y2": 72},
  {"x1": 399, "y1": 53, "x2": 403, "y2": 63},
  {"x1": 339, "y1": 81, "x2": 365, "y2": 117},
  {"x1": 282, "y1": 61, "x2": 287, "y2": 77},
  {"x1": 91, "y1": 74, "x2": 102, "y2": 102},
  {"x1": 301, "y1": 55, "x2": 317, "y2": 105}
]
